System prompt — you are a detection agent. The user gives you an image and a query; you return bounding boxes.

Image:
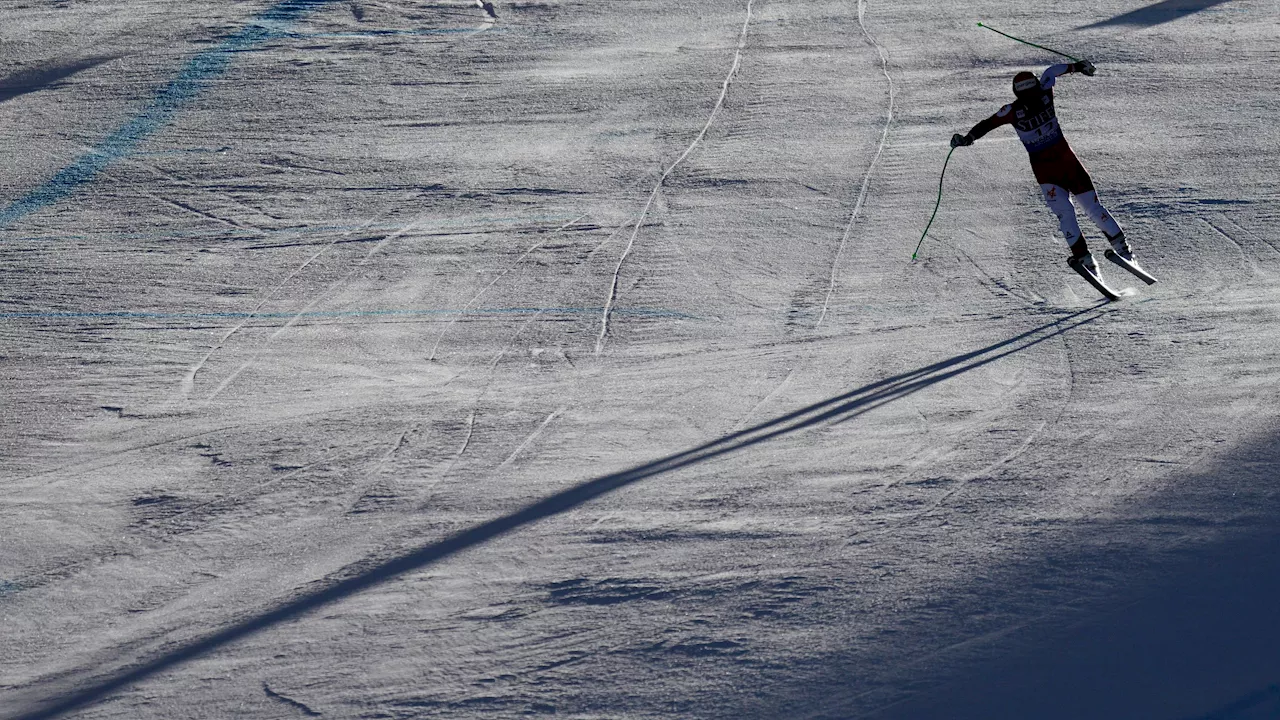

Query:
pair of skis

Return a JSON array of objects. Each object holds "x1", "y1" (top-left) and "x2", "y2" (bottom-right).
[{"x1": 1068, "y1": 250, "x2": 1157, "y2": 301}]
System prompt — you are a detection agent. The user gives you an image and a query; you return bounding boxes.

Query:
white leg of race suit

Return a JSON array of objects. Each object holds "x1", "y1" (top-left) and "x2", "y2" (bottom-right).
[
  {"x1": 1071, "y1": 190, "x2": 1124, "y2": 238},
  {"x1": 1040, "y1": 184, "x2": 1081, "y2": 245}
]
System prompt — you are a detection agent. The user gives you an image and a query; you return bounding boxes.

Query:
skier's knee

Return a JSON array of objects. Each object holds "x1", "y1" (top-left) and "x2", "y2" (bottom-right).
[
  {"x1": 1073, "y1": 190, "x2": 1123, "y2": 237},
  {"x1": 1040, "y1": 184, "x2": 1072, "y2": 212},
  {"x1": 1074, "y1": 190, "x2": 1101, "y2": 213}
]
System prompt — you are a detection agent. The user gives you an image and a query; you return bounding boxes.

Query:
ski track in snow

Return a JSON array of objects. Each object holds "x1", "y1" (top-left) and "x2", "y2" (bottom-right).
[
  {"x1": 363, "y1": 261, "x2": 586, "y2": 513},
  {"x1": 497, "y1": 406, "x2": 567, "y2": 470},
  {"x1": 201, "y1": 206, "x2": 428, "y2": 402},
  {"x1": 127, "y1": 156, "x2": 281, "y2": 229},
  {"x1": 381, "y1": 208, "x2": 625, "y2": 506},
  {"x1": 594, "y1": 0, "x2": 754, "y2": 356},
  {"x1": 25, "y1": 144, "x2": 260, "y2": 235},
  {"x1": 731, "y1": 368, "x2": 795, "y2": 432},
  {"x1": 0, "y1": 3, "x2": 494, "y2": 400},
  {"x1": 427, "y1": 212, "x2": 590, "y2": 362},
  {"x1": 176, "y1": 219, "x2": 383, "y2": 399},
  {"x1": 9, "y1": 390, "x2": 437, "y2": 491},
  {"x1": 6, "y1": 0, "x2": 1280, "y2": 718},
  {"x1": 456, "y1": 408, "x2": 477, "y2": 458},
  {"x1": 815, "y1": 0, "x2": 896, "y2": 328},
  {"x1": 341, "y1": 297, "x2": 549, "y2": 515}
]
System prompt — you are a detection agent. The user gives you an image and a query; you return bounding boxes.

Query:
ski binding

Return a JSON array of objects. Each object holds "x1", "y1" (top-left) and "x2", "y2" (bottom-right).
[
  {"x1": 1104, "y1": 249, "x2": 1157, "y2": 285},
  {"x1": 1068, "y1": 256, "x2": 1121, "y2": 301}
]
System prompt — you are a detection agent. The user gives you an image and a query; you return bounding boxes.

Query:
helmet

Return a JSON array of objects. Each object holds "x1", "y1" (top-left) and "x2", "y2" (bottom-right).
[{"x1": 1013, "y1": 71, "x2": 1039, "y2": 96}]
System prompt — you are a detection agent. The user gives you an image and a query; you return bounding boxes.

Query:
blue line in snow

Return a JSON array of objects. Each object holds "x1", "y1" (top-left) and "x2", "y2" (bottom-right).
[
  {"x1": 0, "y1": 307, "x2": 704, "y2": 322},
  {"x1": 0, "y1": 0, "x2": 339, "y2": 228}
]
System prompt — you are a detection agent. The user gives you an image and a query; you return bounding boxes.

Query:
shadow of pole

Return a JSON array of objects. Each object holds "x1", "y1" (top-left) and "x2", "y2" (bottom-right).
[{"x1": 9, "y1": 305, "x2": 1109, "y2": 720}]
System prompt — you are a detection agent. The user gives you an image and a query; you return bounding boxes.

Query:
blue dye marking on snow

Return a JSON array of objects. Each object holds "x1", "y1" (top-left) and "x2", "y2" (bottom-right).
[
  {"x1": 0, "y1": 580, "x2": 19, "y2": 598},
  {"x1": 0, "y1": 307, "x2": 704, "y2": 322},
  {"x1": 0, "y1": 0, "x2": 339, "y2": 228}
]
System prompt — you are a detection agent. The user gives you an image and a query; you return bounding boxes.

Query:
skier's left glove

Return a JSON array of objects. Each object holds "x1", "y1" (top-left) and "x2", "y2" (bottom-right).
[
  {"x1": 950, "y1": 133, "x2": 974, "y2": 148},
  {"x1": 1072, "y1": 60, "x2": 1096, "y2": 76}
]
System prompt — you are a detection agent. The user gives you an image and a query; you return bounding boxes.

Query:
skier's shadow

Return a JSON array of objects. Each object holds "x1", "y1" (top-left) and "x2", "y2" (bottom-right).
[
  {"x1": 12, "y1": 304, "x2": 1111, "y2": 720},
  {"x1": 1076, "y1": 0, "x2": 1235, "y2": 30}
]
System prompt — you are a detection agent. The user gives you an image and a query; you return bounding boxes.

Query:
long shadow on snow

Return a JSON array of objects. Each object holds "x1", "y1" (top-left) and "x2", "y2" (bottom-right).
[
  {"x1": 741, "y1": 427, "x2": 1280, "y2": 719},
  {"x1": 1188, "y1": 684, "x2": 1280, "y2": 720},
  {"x1": 9, "y1": 305, "x2": 1110, "y2": 720},
  {"x1": 1075, "y1": 0, "x2": 1235, "y2": 30},
  {"x1": 0, "y1": 56, "x2": 118, "y2": 104}
]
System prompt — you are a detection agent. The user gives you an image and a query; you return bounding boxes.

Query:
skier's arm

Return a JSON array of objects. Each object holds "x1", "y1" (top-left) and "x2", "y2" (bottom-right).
[
  {"x1": 968, "y1": 105, "x2": 1014, "y2": 140},
  {"x1": 1040, "y1": 63, "x2": 1073, "y2": 88},
  {"x1": 1042, "y1": 61, "x2": 1096, "y2": 87},
  {"x1": 952, "y1": 104, "x2": 1014, "y2": 147}
]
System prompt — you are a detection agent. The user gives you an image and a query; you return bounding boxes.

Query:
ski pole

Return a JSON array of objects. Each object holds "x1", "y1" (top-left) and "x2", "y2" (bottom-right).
[
  {"x1": 912, "y1": 146, "x2": 955, "y2": 261},
  {"x1": 977, "y1": 22, "x2": 1082, "y2": 63}
]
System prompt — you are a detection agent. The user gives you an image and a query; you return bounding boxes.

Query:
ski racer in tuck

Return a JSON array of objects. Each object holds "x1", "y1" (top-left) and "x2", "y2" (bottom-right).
[{"x1": 950, "y1": 61, "x2": 1134, "y2": 275}]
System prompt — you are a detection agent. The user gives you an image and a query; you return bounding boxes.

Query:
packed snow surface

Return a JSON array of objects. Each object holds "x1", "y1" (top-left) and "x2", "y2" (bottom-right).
[{"x1": 2, "y1": 0, "x2": 1279, "y2": 718}]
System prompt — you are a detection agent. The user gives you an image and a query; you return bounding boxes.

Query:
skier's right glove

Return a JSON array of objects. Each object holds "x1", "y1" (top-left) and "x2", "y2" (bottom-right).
[
  {"x1": 950, "y1": 133, "x2": 974, "y2": 148},
  {"x1": 1073, "y1": 60, "x2": 1096, "y2": 76}
]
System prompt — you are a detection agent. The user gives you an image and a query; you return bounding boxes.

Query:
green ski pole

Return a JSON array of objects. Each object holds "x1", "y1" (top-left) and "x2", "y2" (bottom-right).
[
  {"x1": 912, "y1": 146, "x2": 955, "y2": 261},
  {"x1": 977, "y1": 22, "x2": 1082, "y2": 63}
]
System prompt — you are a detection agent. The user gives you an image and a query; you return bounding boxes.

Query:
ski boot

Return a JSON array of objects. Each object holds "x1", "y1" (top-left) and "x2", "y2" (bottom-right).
[
  {"x1": 1107, "y1": 231, "x2": 1133, "y2": 262},
  {"x1": 1067, "y1": 240, "x2": 1120, "y2": 300},
  {"x1": 1069, "y1": 239, "x2": 1099, "y2": 275},
  {"x1": 1103, "y1": 231, "x2": 1157, "y2": 285}
]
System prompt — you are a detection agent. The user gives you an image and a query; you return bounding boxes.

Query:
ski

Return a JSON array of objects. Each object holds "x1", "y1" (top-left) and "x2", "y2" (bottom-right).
[
  {"x1": 1068, "y1": 256, "x2": 1121, "y2": 301},
  {"x1": 1104, "y1": 249, "x2": 1157, "y2": 285}
]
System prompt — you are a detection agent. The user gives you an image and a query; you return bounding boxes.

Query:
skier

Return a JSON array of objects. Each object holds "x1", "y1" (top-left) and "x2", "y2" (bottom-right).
[{"x1": 950, "y1": 61, "x2": 1134, "y2": 277}]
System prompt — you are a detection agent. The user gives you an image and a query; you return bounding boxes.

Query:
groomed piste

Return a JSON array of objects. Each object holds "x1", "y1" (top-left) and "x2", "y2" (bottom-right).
[{"x1": 2, "y1": 1, "x2": 1278, "y2": 718}]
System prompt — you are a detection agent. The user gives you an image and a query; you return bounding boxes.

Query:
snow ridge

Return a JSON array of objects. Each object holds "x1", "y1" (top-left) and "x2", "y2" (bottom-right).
[
  {"x1": 816, "y1": 0, "x2": 896, "y2": 328},
  {"x1": 594, "y1": 0, "x2": 754, "y2": 356}
]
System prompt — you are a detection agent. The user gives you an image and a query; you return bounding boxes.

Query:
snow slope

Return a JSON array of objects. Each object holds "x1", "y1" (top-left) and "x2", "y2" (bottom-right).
[{"x1": 2, "y1": 0, "x2": 1278, "y2": 718}]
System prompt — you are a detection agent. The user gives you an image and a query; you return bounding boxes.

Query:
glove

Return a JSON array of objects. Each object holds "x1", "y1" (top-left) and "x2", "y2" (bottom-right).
[
  {"x1": 1073, "y1": 60, "x2": 1096, "y2": 76},
  {"x1": 950, "y1": 133, "x2": 974, "y2": 148}
]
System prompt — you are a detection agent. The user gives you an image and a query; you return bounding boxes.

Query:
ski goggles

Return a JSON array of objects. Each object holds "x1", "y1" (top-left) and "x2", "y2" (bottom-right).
[{"x1": 1014, "y1": 77, "x2": 1040, "y2": 92}]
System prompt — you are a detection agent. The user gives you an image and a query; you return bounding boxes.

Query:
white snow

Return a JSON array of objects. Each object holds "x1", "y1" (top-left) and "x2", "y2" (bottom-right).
[{"x1": 2, "y1": 0, "x2": 1279, "y2": 718}]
